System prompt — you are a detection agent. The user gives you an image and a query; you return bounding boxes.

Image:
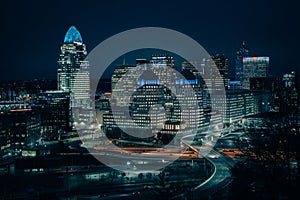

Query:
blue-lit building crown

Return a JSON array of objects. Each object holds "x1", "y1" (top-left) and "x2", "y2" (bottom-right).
[
  {"x1": 137, "y1": 79, "x2": 198, "y2": 87},
  {"x1": 63, "y1": 26, "x2": 83, "y2": 43}
]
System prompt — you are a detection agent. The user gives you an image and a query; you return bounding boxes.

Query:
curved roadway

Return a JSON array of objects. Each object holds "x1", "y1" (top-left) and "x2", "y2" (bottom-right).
[{"x1": 182, "y1": 134, "x2": 235, "y2": 199}]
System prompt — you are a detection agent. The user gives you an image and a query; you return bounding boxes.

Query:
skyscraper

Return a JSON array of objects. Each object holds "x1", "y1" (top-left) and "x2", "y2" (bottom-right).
[
  {"x1": 111, "y1": 64, "x2": 136, "y2": 106},
  {"x1": 235, "y1": 41, "x2": 250, "y2": 83},
  {"x1": 282, "y1": 71, "x2": 298, "y2": 114},
  {"x1": 242, "y1": 56, "x2": 269, "y2": 89},
  {"x1": 58, "y1": 26, "x2": 89, "y2": 94},
  {"x1": 111, "y1": 64, "x2": 136, "y2": 90},
  {"x1": 212, "y1": 54, "x2": 229, "y2": 89},
  {"x1": 201, "y1": 58, "x2": 225, "y2": 94},
  {"x1": 57, "y1": 26, "x2": 92, "y2": 129}
]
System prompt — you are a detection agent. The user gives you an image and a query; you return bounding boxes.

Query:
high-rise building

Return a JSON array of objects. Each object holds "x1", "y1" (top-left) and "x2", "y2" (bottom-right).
[
  {"x1": 201, "y1": 58, "x2": 225, "y2": 94},
  {"x1": 214, "y1": 89, "x2": 256, "y2": 125},
  {"x1": 103, "y1": 55, "x2": 205, "y2": 142},
  {"x1": 0, "y1": 108, "x2": 41, "y2": 157},
  {"x1": 282, "y1": 71, "x2": 298, "y2": 114},
  {"x1": 212, "y1": 54, "x2": 229, "y2": 89},
  {"x1": 149, "y1": 55, "x2": 175, "y2": 68},
  {"x1": 58, "y1": 26, "x2": 89, "y2": 93},
  {"x1": 182, "y1": 59, "x2": 224, "y2": 129},
  {"x1": 283, "y1": 71, "x2": 296, "y2": 88},
  {"x1": 111, "y1": 64, "x2": 136, "y2": 106},
  {"x1": 235, "y1": 41, "x2": 250, "y2": 82},
  {"x1": 181, "y1": 61, "x2": 204, "y2": 79},
  {"x1": 34, "y1": 90, "x2": 71, "y2": 136},
  {"x1": 242, "y1": 56, "x2": 269, "y2": 89},
  {"x1": 57, "y1": 26, "x2": 92, "y2": 129},
  {"x1": 111, "y1": 64, "x2": 136, "y2": 90}
]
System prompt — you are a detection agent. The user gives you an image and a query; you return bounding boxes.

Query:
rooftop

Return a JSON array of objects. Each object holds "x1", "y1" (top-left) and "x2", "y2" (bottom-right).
[{"x1": 63, "y1": 26, "x2": 83, "y2": 43}]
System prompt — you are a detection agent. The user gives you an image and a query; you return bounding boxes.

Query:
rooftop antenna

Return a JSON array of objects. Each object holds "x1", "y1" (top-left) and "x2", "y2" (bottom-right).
[{"x1": 242, "y1": 40, "x2": 246, "y2": 47}]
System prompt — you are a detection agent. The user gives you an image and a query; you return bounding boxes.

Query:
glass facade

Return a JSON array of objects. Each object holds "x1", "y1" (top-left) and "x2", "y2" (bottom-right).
[
  {"x1": 57, "y1": 26, "x2": 92, "y2": 129},
  {"x1": 242, "y1": 56, "x2": 269, "y2": 89},
  {"x1": 235, "y1": 41, "x2": 250, "y2": 83}
]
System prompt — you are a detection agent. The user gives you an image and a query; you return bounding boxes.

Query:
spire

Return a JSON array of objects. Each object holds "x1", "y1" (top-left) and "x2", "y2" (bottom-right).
[
  {"x1": 242, "y1": 40, "x2": 246, "y2": 47},
  {"x1": 123, "y1": 56, "x2": 126, "y2": 65},
  {"x1": 63, "y1": 26, "x2": 83, "y2": 43}
]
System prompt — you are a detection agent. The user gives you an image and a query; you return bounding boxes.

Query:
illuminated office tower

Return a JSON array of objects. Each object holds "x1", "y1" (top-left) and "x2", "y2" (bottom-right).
[
  {"x1": 181, "y1": 61, "x2": 204, "y2": 79},
  {"x1": 57, "y1": 26, "x2": 92, "y2": 128},
  {"x1": 129, "y1": 69, "x2": 203, "y2": 142},
  {"x1": 112, "y1": 64, "x2": 136, "y2": 90},
  {"x1": 111, "y1": 64, "x2": 136, "y2": 106},
  {"x1": 149, "y1": 55, "x2": 178, "y2": 84},
  {"x1": 109, "y1": 56, "x2": 178, "y2": 139},
  {"x1": 282, "y1": 71, "x2": 298, "y2": 114},
  {"x1": 212, "y1": 89, "x2": 255, "y2": 125},
  {"x1": 58, "y1": 26, "x2": 88, "y2": 93},
  {"x1": 104, "y1": 55, "x2": 205, "y2": 141},
  {"x1": 283, "y1": 71, "x2": 296, "y2": 88},
  {"x1": 212, "y1": 54, "x2": 229, "y2": 89},
  {"x1": 242, "y1": 56, "x2": 269, "y2": 89},
  {"x1": 131, "y1": 78, "x2": 167, "y2": 138},
  {"x1": 235, "y1": 41, "x2": 250, "y2": 83},
  {"x1": 150, "y1": 55, "x2": 175, "y2": 67},
  {"x1": 181, "y1": 60, "x2": 209, "y2": 112},
  {"x1": 201, "y1": 58, "x2": 225, "y2": 94},
  {"x1": 175, "y1": 69, "x2": 205, "y2": 132}
]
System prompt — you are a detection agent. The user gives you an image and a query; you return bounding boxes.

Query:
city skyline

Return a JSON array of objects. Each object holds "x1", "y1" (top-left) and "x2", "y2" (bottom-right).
[
  {"x1": 1, "y1": 1, "x2": 300, "y2": 199},
  {"x1": 0, "y1": 27, "x2": 299, "y2": 200},
  {"x1": 1, "y1": 0, "x2": 300, "y2": 81}
]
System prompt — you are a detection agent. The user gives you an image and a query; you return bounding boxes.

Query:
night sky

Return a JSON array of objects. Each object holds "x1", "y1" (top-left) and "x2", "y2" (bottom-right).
[{"x1": 1, "y1": 0, "x2": 299, "y2": 81}]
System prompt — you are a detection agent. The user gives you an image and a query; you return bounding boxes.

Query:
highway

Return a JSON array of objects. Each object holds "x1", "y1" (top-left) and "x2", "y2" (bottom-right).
[
  {"x1": 182, "y1": 133, "x2": 236, "y2": 199},
  {"x1": 0, "y1": 131, "x2": 239, "y2": 199},
  {"x1": 78, "y1": 131, "x2": 238, "y2": 199}
]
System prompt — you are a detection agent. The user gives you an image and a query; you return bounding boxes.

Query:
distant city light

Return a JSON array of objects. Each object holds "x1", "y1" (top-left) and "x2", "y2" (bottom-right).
[
  {"x1": 243, "y1": 56, "x2": 270, "y2": 62},
  {"x1": 9, "y1": 108, "x2": 32, "y2": 112}
]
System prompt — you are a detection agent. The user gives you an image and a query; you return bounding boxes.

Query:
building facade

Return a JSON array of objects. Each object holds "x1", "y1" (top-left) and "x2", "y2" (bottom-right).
[
  {"x1": 34, "y1": 90, "x2": 71, "y2": 137},
  {"x1": 0, "y1": 108, "x2": 41, "y2": 157},
  {"x1": 235, "y1": 41, "x2": 250, "y2": 82},
  {"x1": 102, "y1": 55, "x2": 207, "y2": 143},
  {"x1": 57, "y1": 26, "x2": 92, "y2": 130},
  {"x1": 242, "y1": 56, "x2": 269, "y2": 89},
  {"x1": 213, "y1": 89, "x2": 256, "y2": 125},
  {"x1": 212, "y1": 54, "x2": 229, "y2": 89}
]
